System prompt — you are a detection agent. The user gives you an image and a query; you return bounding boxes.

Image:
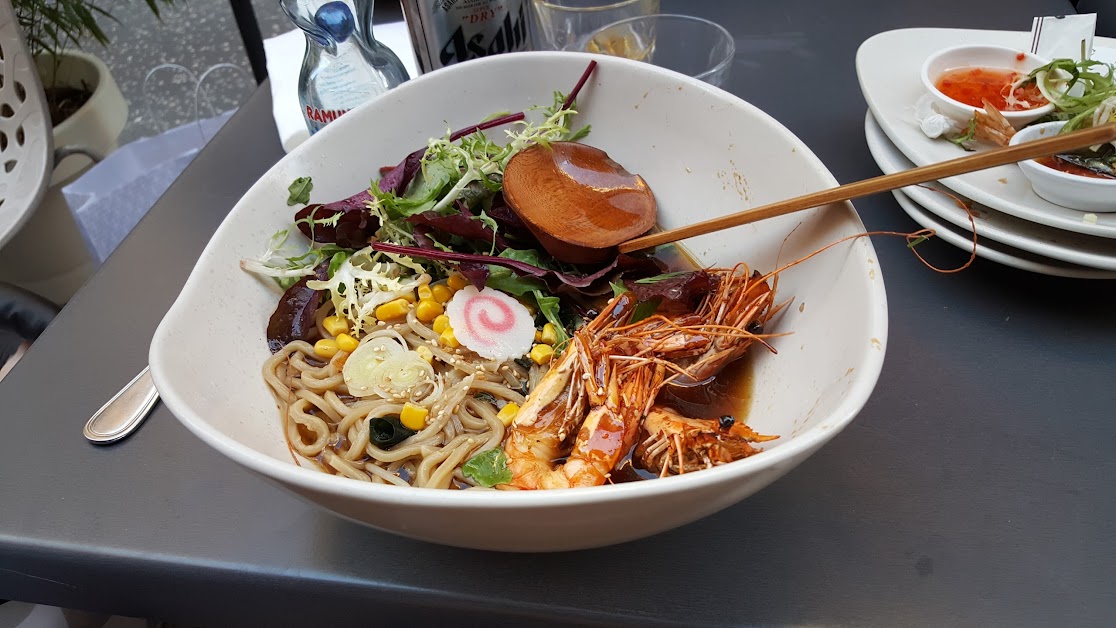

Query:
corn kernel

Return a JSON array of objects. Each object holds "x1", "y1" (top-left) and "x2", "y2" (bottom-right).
[
  {"x1": 529, "y1": 344, "x2": 554, "y2": 365},
  {"x1": 417, "y1": 285, "x2": 434, "y2": 301},
  {"x1": 432, "y1": 314, "x2": 451, "y2": 334},
  {"x1": 415, "y1": 299, "x2": 444, "y2": 322},
  {"x1": 322, "y1": 315, "x2": 349, "y2": 337},
  {"x1": 401, "y1": 291, "x2": 417, "y2": 303},
  {"x1": 540, "y1": 323, "x2": 559, "y2": 345},
  {"x1": 440, "y1": 326, "x2": 460, "y2": 348},
  {"x1": 535, "y1": 329, "x2": 543, "y2": 342},
  {"x1": 431, "y1": 284, "x2": 453, "y2": 304},
  {"x1": 400, "y1": 402, "x2": 429, "y2": 431},
  {"x1": 446, "y1": 274, "x2": 468, "y2": 291},
  {"x1": 335, "y1": 333, "x2": 359, "y2": 353},
  {"x1": 496, "y1": 402, "x2": 520, "y2": 427},
  {"x1": 374, "y1": 298, "x2": 411, "y2": 321},
  {"x1": 314, "y1": 339, "x2": 339, "y2": 358},
  {"x1": 415, "y1": 345, "x2": 434, "y2": 363}
]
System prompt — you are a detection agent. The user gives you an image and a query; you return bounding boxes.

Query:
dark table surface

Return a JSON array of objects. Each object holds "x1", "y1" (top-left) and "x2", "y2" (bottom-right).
[{"x1": 4, "y1": 0, "x2": 1114, "y2": 626}]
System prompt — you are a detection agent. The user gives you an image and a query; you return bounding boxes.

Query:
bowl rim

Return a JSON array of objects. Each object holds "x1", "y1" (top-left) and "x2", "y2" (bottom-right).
[
  {"x1": 1010, "y1": 121, "x2": 1116, "y2": 186},
  {"x1": 919, "y1": 44, "x2": 1055, "y2": 119},
  {"x1": 149, "y1": 51, "x2": 889, "y2": 510}
]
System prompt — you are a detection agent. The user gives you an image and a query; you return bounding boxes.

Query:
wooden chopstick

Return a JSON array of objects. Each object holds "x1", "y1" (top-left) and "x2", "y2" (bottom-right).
[{"x1": 618, "y1": 123, "x2": 1116, "y2": 254}]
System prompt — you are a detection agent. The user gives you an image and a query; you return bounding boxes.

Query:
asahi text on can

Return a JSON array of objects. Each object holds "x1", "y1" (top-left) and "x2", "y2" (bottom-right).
[{"x1": 400, "y1": 0, "x2": 532, "y2": 74}]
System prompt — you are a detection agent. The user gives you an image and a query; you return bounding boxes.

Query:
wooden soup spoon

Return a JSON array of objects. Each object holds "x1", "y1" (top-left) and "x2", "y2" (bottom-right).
[
  {"x1": 503, "y1": 142, "x2": 656, "y2": 264},
  {"x1": 502, "y1": 124, "x2": 1116, "y2": 262}
]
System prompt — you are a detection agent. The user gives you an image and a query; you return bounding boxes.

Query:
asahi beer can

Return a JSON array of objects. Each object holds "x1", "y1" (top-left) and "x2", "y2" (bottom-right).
[{"x1": 400, "y1": 0, "x2": 532, "y2": 74}]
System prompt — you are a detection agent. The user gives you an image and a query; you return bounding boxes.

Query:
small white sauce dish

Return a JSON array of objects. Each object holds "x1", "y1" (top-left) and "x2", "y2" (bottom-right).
[
  {"x1": 1009, "y1": 121, "x2": 1116, "y2": 213},
  {"x1": 920, "y1": 45, "x2": 1054, "y2": 128}
]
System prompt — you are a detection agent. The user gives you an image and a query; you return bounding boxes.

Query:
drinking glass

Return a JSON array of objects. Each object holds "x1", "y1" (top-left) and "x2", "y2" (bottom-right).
[
  {"x1": 581, "y1": 14, "x2": 736, "y2": 86},
  {"x1": 531, "y1": 0, "x2": 660, "y2": 52}
]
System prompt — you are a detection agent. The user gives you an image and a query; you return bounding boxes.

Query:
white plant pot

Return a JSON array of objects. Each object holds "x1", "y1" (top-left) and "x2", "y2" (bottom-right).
[{"x1": 0, "y1": 51, "x2": 127, "y2": 304}]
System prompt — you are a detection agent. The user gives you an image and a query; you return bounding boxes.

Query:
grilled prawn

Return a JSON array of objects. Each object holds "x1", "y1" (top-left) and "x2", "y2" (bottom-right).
[
  {"x1": 501, "y1": 264, "x2": 781, "y2": 489},
  {"x1": 633, "y1": 406, "x2": 777, "y2": 476}
]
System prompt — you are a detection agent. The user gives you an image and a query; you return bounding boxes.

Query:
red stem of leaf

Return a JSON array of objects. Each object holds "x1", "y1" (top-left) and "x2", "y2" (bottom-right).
[
  {"x1": 449, "y1": 112, "x2": 527, "y2": 142},
  {"x1": 562, "y1": 60, "x2": 598, "y2": 110}
]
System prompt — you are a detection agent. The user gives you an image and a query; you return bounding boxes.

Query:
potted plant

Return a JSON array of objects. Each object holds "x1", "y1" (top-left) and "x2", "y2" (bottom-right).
[{"x1": 0, "y1": 0, "x2": 172, "y2": 304}]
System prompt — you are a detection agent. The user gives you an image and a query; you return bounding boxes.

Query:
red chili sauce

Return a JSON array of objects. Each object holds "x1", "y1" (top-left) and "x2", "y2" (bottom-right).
[
  {"x1": 1035, "y1": 156, "x2": 1116, "y2": 180},
  {"x1": 934, "y1": 66, "x2": 1047, "y2": 111}
]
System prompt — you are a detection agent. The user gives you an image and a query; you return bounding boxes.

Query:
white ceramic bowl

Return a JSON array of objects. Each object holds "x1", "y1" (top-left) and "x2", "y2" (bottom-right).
[
  {"x1": 1009, "y1": 121, "x2": 1116, "y2": 213},
  {"x1": 920, "y1": 45, "x2": 1054, "y2": 128},
  {"x1": 149, "y1": 52, "x2": 888, "y2": 552}
]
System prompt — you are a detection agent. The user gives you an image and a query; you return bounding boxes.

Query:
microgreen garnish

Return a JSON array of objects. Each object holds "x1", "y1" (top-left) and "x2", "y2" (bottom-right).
[
  {"x1": 947, "y1": 118, "x2": 977, "y2": 151},
  {"x1": 287, "y1": 176, "x2": 313, "y2": 205}
]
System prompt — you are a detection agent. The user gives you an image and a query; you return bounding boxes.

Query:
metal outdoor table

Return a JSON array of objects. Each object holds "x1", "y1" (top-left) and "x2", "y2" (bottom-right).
[{"x1": 2, "y1": 0, "x2": 1113, "y2": 625}]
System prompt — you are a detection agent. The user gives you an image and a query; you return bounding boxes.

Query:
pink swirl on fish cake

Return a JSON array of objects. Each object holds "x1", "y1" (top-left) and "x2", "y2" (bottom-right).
[{"x1": 461, "y1": 295, "x2": 515, "y2": 346}]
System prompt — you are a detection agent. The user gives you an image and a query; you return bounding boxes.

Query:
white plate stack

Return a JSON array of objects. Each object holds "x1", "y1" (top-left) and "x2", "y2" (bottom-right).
[{"x1": 857, "y1": 27, "x2": 1116, "y2": 279}]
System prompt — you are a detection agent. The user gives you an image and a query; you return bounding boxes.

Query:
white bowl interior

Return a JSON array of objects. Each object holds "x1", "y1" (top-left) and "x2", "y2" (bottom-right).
[
  {"x1": 920, "y1": 45, "x2": 1053, "y2": 126},
  {"x1": 150, "y1": 53, "x2": 887, "y2": 551}
]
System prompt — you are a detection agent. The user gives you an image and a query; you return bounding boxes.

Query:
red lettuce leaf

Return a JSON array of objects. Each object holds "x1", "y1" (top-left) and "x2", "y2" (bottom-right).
[
  {"x1": 486, "y1": 193, "x2": 538, "y2": 245},
  {"x1": 378, "y1": 149, "x2": 424, "y2": 195},
  {"x1": 294, "y1": 192, "x2": 378, "y2": 249},
  {"x1": 555, "y1": 254, "x2": 666, "y2": 298},
  {"x1": 458, "y1": 262, "x2": 492, "y2": 289},
  {"x1": 266, "y1": 262, "x2": 329, "y2": 353},
  {"x1": 411, "y1": 224, "x2": 437, "y2": 250},
  {"x1": 404, "y1": 206, "x2": 509, "y2": 250}
]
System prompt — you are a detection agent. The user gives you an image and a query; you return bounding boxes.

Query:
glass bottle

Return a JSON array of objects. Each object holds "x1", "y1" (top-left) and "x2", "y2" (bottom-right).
[{"x1": 280, "y1": 0, "x2": 410, "y2": 135}]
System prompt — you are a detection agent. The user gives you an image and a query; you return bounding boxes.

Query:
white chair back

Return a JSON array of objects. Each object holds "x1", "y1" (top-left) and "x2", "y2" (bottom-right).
[{"x1": 0, "y1": 0, "x2": 54, "y2": 250}]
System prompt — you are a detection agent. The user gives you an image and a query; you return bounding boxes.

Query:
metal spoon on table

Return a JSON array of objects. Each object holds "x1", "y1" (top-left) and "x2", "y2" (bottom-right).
[{"x1": 83, "y1": 365, "x2": 159, "y2": 444}]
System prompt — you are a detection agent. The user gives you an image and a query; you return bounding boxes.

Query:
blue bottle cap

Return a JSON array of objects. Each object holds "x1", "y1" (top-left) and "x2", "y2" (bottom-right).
[{"x1": 314, "y1": 1, "x2": 356, "y2": 43}]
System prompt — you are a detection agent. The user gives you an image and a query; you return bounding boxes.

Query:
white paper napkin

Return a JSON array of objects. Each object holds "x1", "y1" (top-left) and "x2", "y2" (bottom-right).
[
  {"x1": 1030, "y1": 13, "x2": 1097, "y2": 60},
  {"x1": 264, "y1": 21, "x2": 419, "y2": 153}
]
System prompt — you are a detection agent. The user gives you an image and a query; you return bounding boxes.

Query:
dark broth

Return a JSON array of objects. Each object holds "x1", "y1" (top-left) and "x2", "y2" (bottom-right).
[{"x1": 656, "y1": 358, "x2": 755, "y2": 420}]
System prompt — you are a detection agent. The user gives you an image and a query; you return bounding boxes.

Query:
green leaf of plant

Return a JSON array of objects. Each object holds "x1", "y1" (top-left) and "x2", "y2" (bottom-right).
[
  {"x1": 486, "y1": 267, "x2": 545, "y2": 295},
  {"x1": 473, "y1": 209, "x2": 500, "y2": 254},
  {"x1": 327, "y1": 251, "x2": 351, "y2": 277},
  {"x1": 566, "y1": 124, "x2": 591, "y2": 142},
  {"x1": 629, "y1": 298, "x2": 661, "y2": 324},
  {"x1": 634, "y1": 271, "x2": 690, "y2": 284},
  {"x1": 484, "y1": 248, "x2": 549, "y2": 295},
  {"x1": 532, "y1": 289, "x2": 570, "y2": 349},
  {"x1": 287, "y1": 176, "x2": 313, "y2": 206},
  {"x1": 462, "y1": 448, "x2": 513, "y2": 487}
]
